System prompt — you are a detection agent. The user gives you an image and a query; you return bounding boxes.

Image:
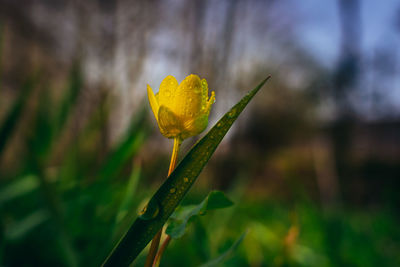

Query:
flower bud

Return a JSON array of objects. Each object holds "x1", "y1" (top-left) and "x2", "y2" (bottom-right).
[{"x1": 147, "y1": 74, "x2": 215, "y2": 140}]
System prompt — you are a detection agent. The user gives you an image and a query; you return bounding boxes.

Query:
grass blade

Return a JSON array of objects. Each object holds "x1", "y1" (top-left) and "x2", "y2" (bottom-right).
[
  {"x1": 53, "y1": 64, "x2": 82, "y2": 137},
  {"x1": 0, "y1": 175, "x2": 39, "y2": 205},
  {"x1": 102, "y1": 76, "x2": 270, "y2": 266},
  {"x1": 0, "y1": 79, "x2": 34, "y2": 159},
  {"x1": 98, "y1": 108, "x2": 148, "y2": 181},
  {"x1": 199, "y1": 231, "x2": 247, "y2": 267},
  {"x1": 166, "y1": 191, "x2": 234, "y2": 239},
  {"x1": 4, "y1": 210, "x2": 50, "y2": 241}
]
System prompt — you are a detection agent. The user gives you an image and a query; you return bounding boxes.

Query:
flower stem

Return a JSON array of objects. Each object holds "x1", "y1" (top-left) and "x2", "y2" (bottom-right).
[
  {"x1": 144, "y1": 138, "x2": 181, "y2": 267},
  {"x1": 168, "y1": 138, "x2": 182, "y2": 176},
  {"x1": 152, "y1": 235, "x2": 171, "y2": 267}
]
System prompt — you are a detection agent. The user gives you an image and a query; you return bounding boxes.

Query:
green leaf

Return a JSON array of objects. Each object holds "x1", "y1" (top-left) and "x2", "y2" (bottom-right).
[
  {"x1": 115, "y1": 162, "x2": 142, "y2": 224},
  {"x1": 5, "y1": 209, "x2": 50, "y2": 240},
  {"x1": 98, "y1": 108, "x2": 148, "y2": 181},
  {"x1": 0, "y1": 175, "x2": 39, "y2": 206},
  {"x1": 166, "y1": 190, "x2": 233, "y2": 239},
  {"x1": 29, "y1": 84, "x2": 53, "y2": 161},
  {"x1": 199, "y1": 231, "x2": 247, "y2": 267},
  {"x1": 205, "y1": 190, "x2": 234, "y2": 211},
  {"x1": 0, "y1": 78, "x2": 34, "y2": 158},
  {"x1": 53, "y1": 64, "x2": 82, "y2": 137},
  {"x1": 102, "y1": 76, "x2": 270, "y2": 266}
]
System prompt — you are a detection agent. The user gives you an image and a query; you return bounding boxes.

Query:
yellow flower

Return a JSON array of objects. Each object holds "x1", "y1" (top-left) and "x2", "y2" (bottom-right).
[{"x1": 147, "y1": 74, "x2": 215, "y2": 140}]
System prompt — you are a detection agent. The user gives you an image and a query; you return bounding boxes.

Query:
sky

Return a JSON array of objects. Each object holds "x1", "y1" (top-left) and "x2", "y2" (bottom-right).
[
  {"x1": 295, "y1": 0, "x2": 400, "y2": 68},
  {"x1": 294, "y1": 0, "x2": 400, "y2": 118}
]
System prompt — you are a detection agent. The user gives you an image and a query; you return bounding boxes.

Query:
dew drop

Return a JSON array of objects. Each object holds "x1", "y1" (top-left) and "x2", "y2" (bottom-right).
[
  {"x1": 184, "y1": 177, "x2": 189, "y2": 183},
  {"x1": 227, "y1": 110, "x2": 235, "y2": 118},
  {"x1": 217, "y1": 122, "x2": 222, "y2": 128},
  {"x1": 139, "y1": 199, "x2": 159, "y2": 220},
  {"x1": 170, "y1": 188, "x2": 176, "y2": 193}
]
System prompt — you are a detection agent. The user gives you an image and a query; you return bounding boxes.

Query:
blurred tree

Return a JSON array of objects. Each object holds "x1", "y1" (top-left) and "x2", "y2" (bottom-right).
[{"x1": 329, "y1": 0, "x2": 362, "y2": 207}]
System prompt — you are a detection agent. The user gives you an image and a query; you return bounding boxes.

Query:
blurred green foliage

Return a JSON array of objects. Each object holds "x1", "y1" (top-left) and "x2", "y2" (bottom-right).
[
  {"x1": 167, "y1": 191, "x2": 234, "y2": 239},
  {"x1": 0, "y1": 69, "x2": 399, "y2": 267}
]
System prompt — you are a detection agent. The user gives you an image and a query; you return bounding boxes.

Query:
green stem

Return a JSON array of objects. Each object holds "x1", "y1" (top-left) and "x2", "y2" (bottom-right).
[
  {"x1": 144, "y1": 138, "x2": 181, "y2": 267},
  {"x1": 152, "y1": 235, "x2": 171, "y2": 267}
]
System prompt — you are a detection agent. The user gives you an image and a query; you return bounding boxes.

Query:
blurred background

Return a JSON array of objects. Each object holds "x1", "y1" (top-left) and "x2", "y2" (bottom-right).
[{"x1": 0, "y1": 0, "x2": 400, "y2": 266}]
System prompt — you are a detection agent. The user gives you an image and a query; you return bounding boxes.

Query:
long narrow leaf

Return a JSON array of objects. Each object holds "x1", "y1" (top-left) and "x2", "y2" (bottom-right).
[
  {"x1": 166, "y1": 190, "x2": 234, "y2": 239},
  {"x1": 0, "y1": 79, "x2": 33, "y2": 158},
  {"x1": 98, "y1": 107, "x2": 148, "y2": 181},
  {"x1": 102, "y1": 76, "x2": 270, "y2": 266},
  {"x1": 199, "y1": 231, "x2": 247, "y2": 267},
  {"x1": 53, "y1": 64, "x2": 82, "y2": 137}
]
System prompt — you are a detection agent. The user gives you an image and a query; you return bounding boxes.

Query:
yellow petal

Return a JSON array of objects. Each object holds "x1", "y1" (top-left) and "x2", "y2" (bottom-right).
[
  {"x1": 201, "y1": 78, "x2": 209, "y2": 104},
  {"x1": 158, "y1": 106, "x2": 183, "y2": 139},
  {"x1": 204, "y1": 91, "x2": 215, "y2": 116},
  {"x1": 182, "y1": 114, "x2": 208, "y2": 139},
  {"x1": 147, "y1": 84, "x2": 159, "y2": 121},
  {"x1": 158, "y1": 75, "x2": 178, "y2": 110},
  {"x1": 173, "y1": 74, "x2": 203, "y2": 119},
  {"x1": 148, "y1": 75, "x2": 216, "y2": 140}
]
